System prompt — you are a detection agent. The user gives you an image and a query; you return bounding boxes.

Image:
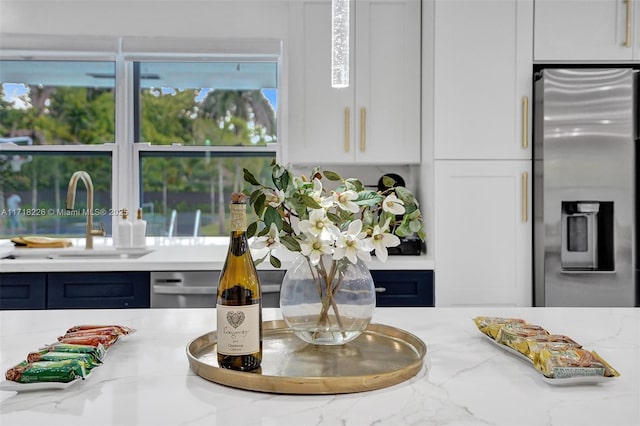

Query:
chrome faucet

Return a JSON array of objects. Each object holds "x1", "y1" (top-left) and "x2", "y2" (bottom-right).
[{"x1": 66, "y1": 171, "x2": 106, "y2": 249}]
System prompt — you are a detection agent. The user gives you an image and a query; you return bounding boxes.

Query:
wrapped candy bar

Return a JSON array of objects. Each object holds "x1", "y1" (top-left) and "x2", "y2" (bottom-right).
[
  {"x1": 5, "y1": 360, "x2": 86, "y2": 384},
  {"x1": 473, "y1": 317, "x2": 526, "y2": 339},
  {"x1": 42, "y1": 342, "x2": 106, "y2": 361},
  {"x1": 66, "y1": 325, "x2": 134, "y2": 335},
  {"x1": 524, "y1": 335, "x2": 582, "y2": 362},
  {"x1": 496, "y1": 323, "x2": 550, "y2": 349},
  {"x1": 58, "y1": 334, "x2": 119, "y2": 348},
  {"x1": 534, "y1": 347, "x2": 619, "y2": 379},
  {"x1": 27, "y1": 351, "x2": 102, "y2": 370}
]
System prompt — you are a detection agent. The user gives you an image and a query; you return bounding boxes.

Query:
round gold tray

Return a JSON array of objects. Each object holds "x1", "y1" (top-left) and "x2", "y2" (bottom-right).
[{"x1": 186, "y1": 320, "x2": 427, "y2": 394}]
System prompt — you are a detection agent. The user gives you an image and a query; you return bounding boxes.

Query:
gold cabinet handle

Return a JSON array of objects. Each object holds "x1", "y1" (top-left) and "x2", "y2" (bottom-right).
[
  {"x1": 522, "y1": 96, "x2": 529, "y2": 149},
  {"x1": 625, "y1": 0, "x2": 632, "y2": 48},
  {"x1": 344, "y1": 107, "x2": 350, "y2": 153},
  {"x1": 360, "y1": 107, "x2": 366, "y2": 152},
  {"x1": 522, "y1": 172, "x2": 528, "y2": 223}
]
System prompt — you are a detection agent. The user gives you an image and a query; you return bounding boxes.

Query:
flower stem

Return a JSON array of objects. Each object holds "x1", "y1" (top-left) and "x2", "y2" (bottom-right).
[{"x1": 311, "y1": 259, "x2": 347, "y2": 340}]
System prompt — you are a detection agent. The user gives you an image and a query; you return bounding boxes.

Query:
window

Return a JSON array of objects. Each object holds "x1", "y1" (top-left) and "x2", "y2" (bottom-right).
[{"x1": 0, "y1": 37, "x2": 280, "y2": 241}]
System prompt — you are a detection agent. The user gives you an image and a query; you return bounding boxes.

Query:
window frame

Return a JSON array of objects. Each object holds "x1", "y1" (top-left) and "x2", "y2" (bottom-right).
[{"x1": 1, "y1": 35, "x2": 283, "y2": 239}]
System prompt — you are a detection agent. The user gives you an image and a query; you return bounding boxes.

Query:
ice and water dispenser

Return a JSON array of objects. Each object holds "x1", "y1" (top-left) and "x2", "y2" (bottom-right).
[{"x1": 560, "y1": 201, "x2": 614, "y2": 272}]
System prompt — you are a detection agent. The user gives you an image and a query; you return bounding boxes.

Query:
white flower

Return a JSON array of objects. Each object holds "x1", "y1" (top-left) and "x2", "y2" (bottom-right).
[
  {"x1": 298, "y1": 209, "x2": 339, "y2": 238},
  {"x1": 332, "y1": 190, "x2": 360, "y2": 213},
  {"x1": 265, "y1": 189, "x2": 285, "y2": 208},
  {"x1": 309, "y1": 178, "x2": 334, "y2": 208},
  {"x1": 382, "y1": 193, "x2": 405, "y2": 215},
  {"x1": 333, "y1": 220, "x2": 373, "y2": 264},
  {"x1": 299, "y1": 234, "x2": 333, "y2": 265},
  {"x1": 371, "y1": 218, "x2": 400, "y2": 263},
  {"x1": 250, "y1": 223, "x2": 282, "y2": 250}
]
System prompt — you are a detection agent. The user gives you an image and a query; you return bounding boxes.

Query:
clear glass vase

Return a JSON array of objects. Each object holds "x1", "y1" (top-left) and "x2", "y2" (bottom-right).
[{"x1": 279, "y1": 254, "x2": 376, "y2": 345}]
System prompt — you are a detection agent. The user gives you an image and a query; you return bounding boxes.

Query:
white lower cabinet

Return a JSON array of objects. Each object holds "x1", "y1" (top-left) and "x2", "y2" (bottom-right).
[{"x1": 434, "y1": 160, "x2": 532, "y2": 306}]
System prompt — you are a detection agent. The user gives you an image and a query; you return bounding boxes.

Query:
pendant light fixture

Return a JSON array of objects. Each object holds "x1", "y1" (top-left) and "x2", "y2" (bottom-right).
[{"x1": 331, "y1": 0, "x2": 350, "y2": 88}]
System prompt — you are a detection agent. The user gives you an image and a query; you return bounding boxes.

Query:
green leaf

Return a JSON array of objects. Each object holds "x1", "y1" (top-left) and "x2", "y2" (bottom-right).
[
  {"x1": 395, "y1": 221, "x2": 413, "y2": 237},
  {"x1": 409, "y1": 219, "x2": 422, "y2": 233},
  {"x1": 249, "y1": 189, "x2": 263, "y2": 209},
  {"x1": 269, "y1": 255, "x2": 282, "y2": 268},
  {"x1": 362, "y1": 209, "x2": 374, "y2": 227},
  {"x1": 281, "y1": 235, "x2": 301, "y2": 252},
  {"x1": 263, "y1": 205, "x2": 283, "y2": 230},
  {"x1": 381, "y1": 175, "x2": 396, "y2": 188},
  {"x1": 301, "y1": 194, "x2": 322, "y2": 209},
  {"x1": 344, "y1": 178, "x2": 364, "y2": 192},
  {"x1": 355, "y1": 191, "x2": 383, "y2": 206},
  {"x1": 243, "y1": 168, "x2": 260, "y2": 186},
  {"x1": 395, "y1": 186, "x2": 418, "y2": 206},
  {"x1": 327, "y1": 212, "x2": 342, "y2": 224},
  {"x1": 246, "y1": 221, "x2": 257, "y2": 238},
  {"x1": 272, "y1": 168, "x2": 290, "y2": 191},
  {"x1": 254, "y1": 193, "x2": 266, "y2": 218},
  {"x1": 323, "y1": 170, "x2": 342, "y2": 181},
  {"x1": 253, "y1": 252, "x2": 268, "y2": 266}
]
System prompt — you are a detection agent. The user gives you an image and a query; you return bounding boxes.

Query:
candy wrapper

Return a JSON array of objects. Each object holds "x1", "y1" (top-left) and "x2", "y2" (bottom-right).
[
  {"x1": 27, "y1": 351, "x2": 102, "y2": 370},
  {"x1": 535, "y1": 347, "x2": 619, "y2": 379},
  {"x1": 472, "y1": 316, "x2": 620, "y2": 383},
  {"x1": 5, "y1": 360, "x2": 86, "y2": 384},
  {"x1": 41, "y1": 342, "x2": 107, "y2": 361}
]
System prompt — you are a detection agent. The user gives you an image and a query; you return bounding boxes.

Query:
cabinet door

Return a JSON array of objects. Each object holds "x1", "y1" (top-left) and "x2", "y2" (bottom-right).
[
  {"x1": 48, "y1": 272, "x2": 150, "y2": 309},
  {"x1": 434, "y1": 161, "x2": 532, "y2": 306},
  {"x1": 288, "y1": 0, "x2": 356, "y2": 164},
  {"x1": 354, "y1": 0, "x2": 421, "y2": 163},
  {"x1": 288, "y1": 0, "x2": 421, "y2": 165},
  {"x1": 0, "y1": 273, "x2": 47, "y2": 310},
  {"x1": 534, "y1": 0, "x2": 636, "y2": 61},
  {"x1": 372, "y1": 270, "x2": 434, "y2": 307},
  {"x1": 434, "y1": 0, "x2": 532, "y2": 160}
]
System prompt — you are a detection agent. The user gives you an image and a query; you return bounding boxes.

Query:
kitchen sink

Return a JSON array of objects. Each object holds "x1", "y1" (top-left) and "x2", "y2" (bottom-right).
[{"x1": 2, "y1": 248, "x2": 154, "y2": 260}]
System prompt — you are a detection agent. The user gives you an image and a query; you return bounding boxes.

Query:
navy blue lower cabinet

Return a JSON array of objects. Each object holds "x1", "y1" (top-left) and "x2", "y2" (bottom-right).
[
  {"x1": 0, "y1": 273, "x2": 47, "y2": 310},
  {"x1": 371, "y1": 270, "x2": 434, "y2": 307},
  {"x1": 47, "y1": 272, "x2": 150, "y2": 309}
]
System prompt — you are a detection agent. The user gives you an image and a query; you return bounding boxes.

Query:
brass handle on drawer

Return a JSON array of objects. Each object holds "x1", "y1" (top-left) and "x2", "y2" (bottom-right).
[
  {"x1": 344, "y1": 107, "x2": 350, "y2": 152},
  {"x1": 522, "y1": 96, "x2": 529, "y2": 149},
  {"x1": 522, "y1": 172, "x2": 528, "y2": 223},
  {"x1": 360, "y1": 107, "x2": 366, "y2": 152},
  {"x1": 625, "y1": 0, "x2": 632, "y2": 48}
]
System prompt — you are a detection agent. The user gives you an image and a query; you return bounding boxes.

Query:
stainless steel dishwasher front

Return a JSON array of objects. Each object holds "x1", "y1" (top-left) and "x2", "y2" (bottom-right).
[{"x1": 150, "y1": 270, "x2": 284, "y2": 308}]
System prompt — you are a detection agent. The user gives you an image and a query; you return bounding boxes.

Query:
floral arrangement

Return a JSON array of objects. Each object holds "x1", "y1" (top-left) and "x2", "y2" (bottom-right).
[
  {"x1": 243, "y1": 161, "x2": 426, "y2": 342},
  {"x1": 243, "y1": 161, "x2": 426, "y2": 266}
]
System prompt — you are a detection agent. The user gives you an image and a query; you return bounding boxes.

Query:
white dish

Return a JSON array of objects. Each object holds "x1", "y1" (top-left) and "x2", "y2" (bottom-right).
[
  {"x1": 481, "y1": 333, "x2": 616, "y2": 385},
  {"x1": 0, "y1": 377, "x2": 84, "y2": 392}
]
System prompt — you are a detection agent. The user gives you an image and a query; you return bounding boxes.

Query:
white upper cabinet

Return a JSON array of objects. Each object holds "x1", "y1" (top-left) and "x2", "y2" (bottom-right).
[
  {"x1": 433, "y1": 0, "x2": 533, "y2": 160},
  {"x1": 287, "y1": 0, "x2": 421, "y2": 164},
  {"x1": 534, "y1": 0, "x2": 640, "y2": 62}
]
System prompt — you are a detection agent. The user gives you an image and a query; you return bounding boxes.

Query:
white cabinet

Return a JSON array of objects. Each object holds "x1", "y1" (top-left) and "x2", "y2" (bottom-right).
[
  {"x1": 287, "y1": 0, "x2": 421, "y2": 164},
  {"x1": 433, "y1": 0, "x2": 533, "y2": 160},
  {"x1": 429, "y1": 0, "x2": 533, "y2": 306},
  {"x1": 534, "y1": 0, "x2": 640, "y2": 62},
  {"x1": 434, "y1": 161, "x2": 532, "y2": 307}
]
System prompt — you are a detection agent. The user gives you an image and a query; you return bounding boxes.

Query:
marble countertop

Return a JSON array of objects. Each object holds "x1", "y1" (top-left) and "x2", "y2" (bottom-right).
[
  {"x1": 0, "y1": 238, "x2": 434, "y2": 273},
  {"x1": 1, "y1": 307, "x2": 638, "y2": 426}
]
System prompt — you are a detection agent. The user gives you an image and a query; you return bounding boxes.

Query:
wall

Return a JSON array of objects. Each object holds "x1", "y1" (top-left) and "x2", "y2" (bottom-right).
[{"x1": 0, "y1": 0, "x2": 289, "y2": 39}]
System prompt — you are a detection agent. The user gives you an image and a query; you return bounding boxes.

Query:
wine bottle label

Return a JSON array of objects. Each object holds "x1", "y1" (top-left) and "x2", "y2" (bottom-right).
[
  {"x1": 229, "y1": 204, "x2": 246, "y2": 232},
  {"x1": 216, "y1": 303, "x2": 260, "y2": 355}
]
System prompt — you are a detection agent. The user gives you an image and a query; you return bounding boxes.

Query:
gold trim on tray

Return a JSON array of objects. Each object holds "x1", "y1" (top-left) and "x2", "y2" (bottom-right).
[{"x1": 186, "y1": 320, "x2": 427, "y2": 394}]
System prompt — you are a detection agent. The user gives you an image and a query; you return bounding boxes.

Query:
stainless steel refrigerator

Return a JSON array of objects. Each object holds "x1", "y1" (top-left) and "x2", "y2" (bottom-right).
[{"x1": 534, "y1": 68, "x2": 639, "y2": 307}]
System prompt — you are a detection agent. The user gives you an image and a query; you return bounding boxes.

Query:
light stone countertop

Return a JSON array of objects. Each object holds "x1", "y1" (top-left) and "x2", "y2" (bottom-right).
[
  {"x1": 1, "y1": 307, "x2": 638, "y2": 426},
  {"x1": 0, "y1": 237, "x2": 434, "y2": 273}
]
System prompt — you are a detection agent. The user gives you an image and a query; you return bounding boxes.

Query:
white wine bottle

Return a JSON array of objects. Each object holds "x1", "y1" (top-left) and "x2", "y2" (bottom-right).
[{"x1": 216, "y1": 192, "x2": 262, "y2": 371}]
